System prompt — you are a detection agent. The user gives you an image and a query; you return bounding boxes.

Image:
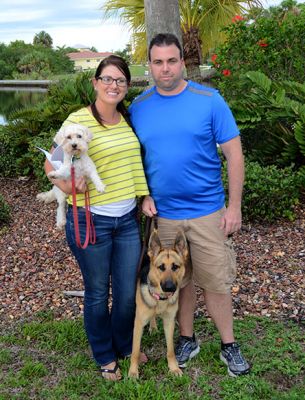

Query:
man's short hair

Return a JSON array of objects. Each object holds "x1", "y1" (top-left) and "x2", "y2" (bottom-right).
[{"x1": 148, "y1": 33, "x2": 183, "y2": 61}]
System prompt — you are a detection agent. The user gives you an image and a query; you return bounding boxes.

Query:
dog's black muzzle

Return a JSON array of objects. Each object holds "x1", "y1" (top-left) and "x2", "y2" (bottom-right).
[{"x1": 161, "y1": 280, "x2": 176, "y2": 293}]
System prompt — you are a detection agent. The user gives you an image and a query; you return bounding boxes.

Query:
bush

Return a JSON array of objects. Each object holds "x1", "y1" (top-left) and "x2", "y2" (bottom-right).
[
  {"x1": 29, "y1": 131, "x2": 56, "y2": 190},
  {"x1": 228, "y1": 71, "x2": 305, "y2": 168},
  {"x1": 222, "y1": 160, "x2": 304, "y2": 222},
  {"x1": 0, "y1": 72, "x2": 94, "y2": 179},
  {"x1": 0, "y1": 194, "x2": 11, "y2": 227},
  {"x1": 212, "y1": 1, "x2": 305, "y2": 99},
  {"x1": 0, "y1": 73, "x2": 145, "y2": 182}
]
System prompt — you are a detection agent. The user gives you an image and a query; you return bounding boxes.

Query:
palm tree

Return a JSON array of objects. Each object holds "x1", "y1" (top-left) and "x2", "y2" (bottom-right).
[
  {"x1": 102, "y1": 0, "x2": 261, "y2": 82},
  {"x1": 33, "y1": 31, "x2": 53, "y2": 48}
]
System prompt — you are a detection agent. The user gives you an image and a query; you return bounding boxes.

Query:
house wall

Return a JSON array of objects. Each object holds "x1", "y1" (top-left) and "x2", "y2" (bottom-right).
[{"x1": 73, "y1": 57, "x2": 105, "y2": 71}]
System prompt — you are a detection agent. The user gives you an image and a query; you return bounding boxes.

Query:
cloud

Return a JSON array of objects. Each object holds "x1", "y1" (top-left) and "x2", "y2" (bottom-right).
[
  {"x1": 0, "y1": 9, "x2": 50, "y2": 24},
  {"x1": 0, "y1": 0, "x2": 131, "y2": 51}
]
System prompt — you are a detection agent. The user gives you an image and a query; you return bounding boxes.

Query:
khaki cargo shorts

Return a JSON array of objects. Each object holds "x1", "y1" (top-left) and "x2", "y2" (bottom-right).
[{"x1": 155, "y1": 208, "x2": 236, "y2": 294}]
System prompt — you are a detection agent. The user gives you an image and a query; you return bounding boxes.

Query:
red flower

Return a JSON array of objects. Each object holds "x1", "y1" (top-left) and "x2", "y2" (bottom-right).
[
  {"x1": 211, "y1": 54, "x2": 217, "y2": 63},
  {"x1": 258, "y1": 40, "x2": 268, "y2": 47},
  {"x1": 222, "y1": 69, "x2": 231, "y2": 76},
  {"x1": 232, "y1": 15, "x2": 244, "y2": 23}
]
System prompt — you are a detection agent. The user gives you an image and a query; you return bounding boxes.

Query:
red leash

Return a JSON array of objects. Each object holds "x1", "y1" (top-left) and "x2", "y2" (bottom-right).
[{"x1": 71, "y1": 164, "x2": 96, "y2": 249}]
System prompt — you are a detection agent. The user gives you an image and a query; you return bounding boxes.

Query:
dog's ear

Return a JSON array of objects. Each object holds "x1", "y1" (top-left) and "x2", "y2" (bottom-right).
[
  {"x1": 53, "y1": 126, "x2": 66, "y2": 145},
  {"x1": 148, "y1": 230, "x2": 162, "y2": 259},
  {"x1": 82, "y1": 126, "x2": 93, "y2": 143},
  {"x1": 174, "y1": 230, "x2": 188, "y2": 259}
]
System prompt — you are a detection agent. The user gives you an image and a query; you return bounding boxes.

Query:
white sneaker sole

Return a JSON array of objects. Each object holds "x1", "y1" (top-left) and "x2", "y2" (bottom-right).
[
  {"x1": 178, "y1": 345, "x2": 200, "y2": 368},
  {"x1": 220, "y1": 353, "x2": 250, "y2": 377}
]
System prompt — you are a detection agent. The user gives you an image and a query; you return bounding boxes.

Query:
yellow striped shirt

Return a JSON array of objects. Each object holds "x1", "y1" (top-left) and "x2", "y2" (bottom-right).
[{"x1": 62, "y1": 107, "x2": 149, "y2": 206}]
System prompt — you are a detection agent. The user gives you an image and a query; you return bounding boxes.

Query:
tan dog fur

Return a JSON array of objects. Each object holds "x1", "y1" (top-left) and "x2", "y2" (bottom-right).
[{"x1": 128, "y1": 230, "x2": 188, "y2": 378}]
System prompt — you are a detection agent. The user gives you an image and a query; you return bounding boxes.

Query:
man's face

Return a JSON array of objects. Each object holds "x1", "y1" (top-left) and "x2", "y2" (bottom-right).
[{"x1": 149, "y1": 44, "x2": 185, "y2": 95}]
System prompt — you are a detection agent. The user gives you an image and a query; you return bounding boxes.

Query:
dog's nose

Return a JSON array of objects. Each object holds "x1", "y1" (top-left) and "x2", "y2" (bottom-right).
[
  {"x1": 161, "y1": 280, "x2": 176, "y2": 293},
  {"x1": 72, "y1": 143, "x2": 77, "y2": 149}
]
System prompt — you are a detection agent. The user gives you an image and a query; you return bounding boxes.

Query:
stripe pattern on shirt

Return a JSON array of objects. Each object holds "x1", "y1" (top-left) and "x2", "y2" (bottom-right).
[{"x1": 62, "y1": 107, "x2": 149, "y2": 206}]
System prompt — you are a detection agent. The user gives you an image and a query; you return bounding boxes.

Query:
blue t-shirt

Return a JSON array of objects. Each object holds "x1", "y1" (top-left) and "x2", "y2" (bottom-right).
[{"x1": 129, "y1": 80, "x2": 240, "y2": 219}]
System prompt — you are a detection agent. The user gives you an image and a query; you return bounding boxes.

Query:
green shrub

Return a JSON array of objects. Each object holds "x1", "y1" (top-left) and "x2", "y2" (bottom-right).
[
  {"x1": 0, "y1": 72, "x2": 94, "y2": 179},
  {"x1": 0, "y1": 194, "x2": 11, "y2": 227},
  {"x1": 29, "y1": 131, "x2": 56, "y2": 190},
  {"x1": 223, "y1": 160, "x2": 304, "y2": 222},
  {"x1": 229, "y1": 72, "x2": 305, "y2": 169},
  {"x1": 210, "y1": 1, "x2": 305, "y2": 170},
  {"x1": 1, "y1": 73, "x2": 144, "y2": 180},
  {"x1": 213, "y1": 1, "x2": 305, "y2": 99}
]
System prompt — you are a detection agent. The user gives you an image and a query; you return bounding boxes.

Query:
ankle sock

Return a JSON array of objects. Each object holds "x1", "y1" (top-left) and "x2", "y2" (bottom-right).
[
  {"x1": 181, "y1": 334, "x2": 195, "y2": 341},
  {"x1": 221, "y1": 341, "x2": 236, "y2": 350}
]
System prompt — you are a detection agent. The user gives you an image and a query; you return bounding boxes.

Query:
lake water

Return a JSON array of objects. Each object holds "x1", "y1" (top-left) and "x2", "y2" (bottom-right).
[{"x1": 0, "y1": 88, "x2": 47, "y2": 125}]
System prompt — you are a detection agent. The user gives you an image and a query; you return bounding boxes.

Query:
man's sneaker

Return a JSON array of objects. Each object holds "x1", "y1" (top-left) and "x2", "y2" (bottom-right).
[
  {"x1": 175, "y1": 334, "x2": 200, "y2": 368},
  {"x1": 220, "y1": 342, "x2": 251, "y2": 377}
]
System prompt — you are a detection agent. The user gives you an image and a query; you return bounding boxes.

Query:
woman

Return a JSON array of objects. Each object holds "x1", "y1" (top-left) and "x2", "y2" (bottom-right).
[{"x1": 44, "y1": 55, "x2": 149, "y2": 381}]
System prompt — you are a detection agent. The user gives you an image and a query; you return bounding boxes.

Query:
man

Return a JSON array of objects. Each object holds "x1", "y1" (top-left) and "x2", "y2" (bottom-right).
[{"x1": 129, "y1": 33, "x2": 250, "y2": 377}]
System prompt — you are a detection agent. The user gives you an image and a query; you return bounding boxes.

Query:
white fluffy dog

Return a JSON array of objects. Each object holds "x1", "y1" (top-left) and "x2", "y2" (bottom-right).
[{"x1": 37, "y1": 124, "x2": 106, "y2": 229}]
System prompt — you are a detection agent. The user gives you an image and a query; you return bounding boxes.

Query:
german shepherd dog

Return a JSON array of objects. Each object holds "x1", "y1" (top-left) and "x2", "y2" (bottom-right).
[{"x1": 128, "y1": 230, "x2": 188, "y2": 378}]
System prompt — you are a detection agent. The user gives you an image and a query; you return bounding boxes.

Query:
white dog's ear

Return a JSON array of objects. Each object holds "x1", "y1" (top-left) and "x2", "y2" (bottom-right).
[
  {"x1": 53, "y1": 126, "x2": 66, "y2": 145},
  {"x1": 83, "y1": 126, "x2": 93, "y2": 143}
]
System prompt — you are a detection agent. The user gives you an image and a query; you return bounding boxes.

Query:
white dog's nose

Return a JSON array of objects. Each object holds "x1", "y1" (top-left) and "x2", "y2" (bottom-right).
[{"x1": 72, "y1": 143, "x2": 78, "y2": 149}]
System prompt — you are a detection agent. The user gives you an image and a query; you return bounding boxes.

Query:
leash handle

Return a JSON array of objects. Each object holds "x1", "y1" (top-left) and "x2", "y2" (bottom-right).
[{"x1": 71, "y1": 165, "x2": 96, "y2": 249}]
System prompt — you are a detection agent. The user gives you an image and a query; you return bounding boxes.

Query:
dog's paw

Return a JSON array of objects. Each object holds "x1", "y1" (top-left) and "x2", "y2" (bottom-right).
[
  {"x1": 36, "y1": 193, "x2": 46, "y2": 202},
  {"x1": 170, "y1": 367, "x2": 183, "y2": 376},
  {"x1": 128, "y1": 368, "x2": 139, "y2": 379},
  {"x1": 149, "y1": 317, "x2": 158, "y2": 334},
  {"x1": 56, "y1": 221, "x2": 66, "y2": 230},
  {"x1": 47, "y1": 171, "x2": 58, "y2": 179},
  {"x1": 95, "y1": 182, "x2": 106, "y2": 193}
]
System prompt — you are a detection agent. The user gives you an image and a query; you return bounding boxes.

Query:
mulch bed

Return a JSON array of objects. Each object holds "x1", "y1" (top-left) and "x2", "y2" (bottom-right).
[{"x1": 0, "y1": 177, "x2": 304, "y2": 326}]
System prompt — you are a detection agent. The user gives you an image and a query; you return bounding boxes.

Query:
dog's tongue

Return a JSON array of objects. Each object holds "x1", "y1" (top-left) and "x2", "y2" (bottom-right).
[{"x1": 153, "y1": 292, "x2": 173, "y2": 300}]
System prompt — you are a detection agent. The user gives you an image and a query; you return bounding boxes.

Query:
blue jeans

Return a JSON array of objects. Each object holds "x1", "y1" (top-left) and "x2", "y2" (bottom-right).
[{"x1": 65, "y1": 206, "x2": 140, "y2": 366}]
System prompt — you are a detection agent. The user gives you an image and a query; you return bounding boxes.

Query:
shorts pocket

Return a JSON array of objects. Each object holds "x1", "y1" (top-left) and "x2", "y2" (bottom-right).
[{"x1": 224, "y1": 238, "x2": 236, "y2": 286}]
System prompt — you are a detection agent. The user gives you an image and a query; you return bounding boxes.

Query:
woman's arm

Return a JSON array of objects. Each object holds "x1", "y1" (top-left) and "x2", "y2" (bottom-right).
[{"x1": 44, "y1": 147, "x2": 87, "y2": 194}]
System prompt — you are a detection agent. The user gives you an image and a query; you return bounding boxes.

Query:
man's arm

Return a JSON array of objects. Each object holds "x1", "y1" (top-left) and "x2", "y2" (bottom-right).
[{"x1": 219, "y1": 136, "x2": 244, "y2": 236}]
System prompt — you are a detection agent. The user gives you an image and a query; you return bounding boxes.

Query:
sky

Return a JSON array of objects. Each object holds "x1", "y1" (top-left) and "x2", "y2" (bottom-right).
[
  {"x1": 0, "y1": 0, "x2": 301, "y2": 52},
  {"x1": 0, "y1": 0, "x2": 132, "y2": 52}
]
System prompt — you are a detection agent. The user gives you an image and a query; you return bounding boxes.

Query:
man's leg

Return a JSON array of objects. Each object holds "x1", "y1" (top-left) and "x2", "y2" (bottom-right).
[
  {"x1": 174, "y1": 279, "x2": 200, "y2": 367},
  {"x1": 156, "y1": 217, "x2": 199, "y2": 367},
  {"x1": 204, "y1": 290, "x2": 250, "y2": 376},
  {"x1": 177, "y1": 280, "x2": 196, "y2": 337},
  {"x1": 187, "y1": 210, "x2": 250, "y2": 376},
  {"x1": 204, "y1": 291, "x2": 234, "y2": 343}
]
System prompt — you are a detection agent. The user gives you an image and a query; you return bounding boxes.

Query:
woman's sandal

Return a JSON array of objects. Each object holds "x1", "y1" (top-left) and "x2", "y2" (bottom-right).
[{"x1": 100, "y1": 362, "x2": 122, "y2": 381}]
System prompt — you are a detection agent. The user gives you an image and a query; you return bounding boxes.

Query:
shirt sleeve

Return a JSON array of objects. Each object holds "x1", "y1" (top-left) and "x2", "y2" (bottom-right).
[{"x1": 212, "y1": 92, "x2": 240, "y2": 144}]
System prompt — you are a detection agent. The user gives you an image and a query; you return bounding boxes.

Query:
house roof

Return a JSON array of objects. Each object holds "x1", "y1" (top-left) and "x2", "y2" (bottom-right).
[{"x1": 67, "y1": 51, "x2": 113, "y2": 60}]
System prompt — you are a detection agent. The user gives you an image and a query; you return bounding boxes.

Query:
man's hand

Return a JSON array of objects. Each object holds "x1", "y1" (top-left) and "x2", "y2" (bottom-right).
[
  {"x1": 219, "y1": 206, "x2": 242, "y2": 237},
  {"x1": 142, "y1": 196, "x2": 157, "y2": 217}
]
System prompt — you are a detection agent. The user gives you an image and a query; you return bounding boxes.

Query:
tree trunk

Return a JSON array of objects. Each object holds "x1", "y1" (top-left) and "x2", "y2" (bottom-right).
[
  {"x1": 182, "y1": 28, "x2": 203, "y2": 83},
  {"x1": 144, "y1": 0, "x2": 182, "y2": 51},
  {"x1": 184, "y1": 60, "x2": 202, "y2": 82}
]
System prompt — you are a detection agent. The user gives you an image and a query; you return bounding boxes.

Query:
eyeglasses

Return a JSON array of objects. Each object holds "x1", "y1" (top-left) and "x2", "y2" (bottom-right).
[{"x1": 97, "y1": 76, "x2": 128, "y2": 87}]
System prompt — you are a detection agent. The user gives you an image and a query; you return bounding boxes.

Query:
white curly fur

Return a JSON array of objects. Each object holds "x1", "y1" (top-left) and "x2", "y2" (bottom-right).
[{"x1": 36, "y1": 124, "x2": 106, "y2": 229}]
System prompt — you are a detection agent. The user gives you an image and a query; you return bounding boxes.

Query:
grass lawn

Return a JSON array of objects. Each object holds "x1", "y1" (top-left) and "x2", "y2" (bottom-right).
[
  {"x1": 0, "y1": 313, "x2": 304, "y2": 399},
  {"x1": 129, "y1": 65, "x2": 148, "y2": 77}
]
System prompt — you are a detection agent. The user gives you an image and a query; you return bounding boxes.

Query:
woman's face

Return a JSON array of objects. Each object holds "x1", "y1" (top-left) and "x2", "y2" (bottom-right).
[{"x1": 93, "y1": 65, "x2": 128, "y2": 106}]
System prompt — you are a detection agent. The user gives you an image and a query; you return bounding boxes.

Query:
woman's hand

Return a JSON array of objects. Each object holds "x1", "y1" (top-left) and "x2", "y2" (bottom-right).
[{"x1": 51, "y1": 176, "x2": 88, "y2": 194}]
